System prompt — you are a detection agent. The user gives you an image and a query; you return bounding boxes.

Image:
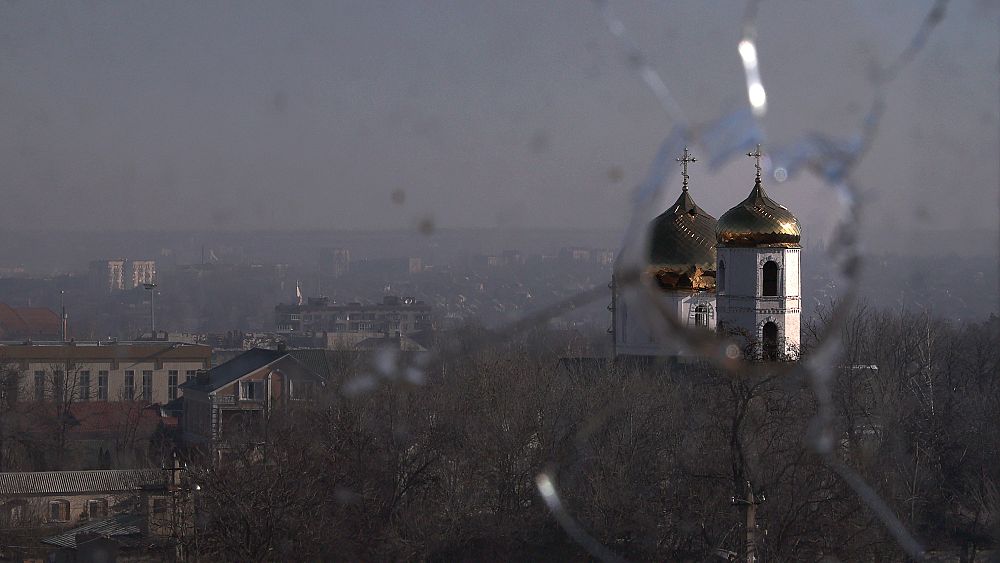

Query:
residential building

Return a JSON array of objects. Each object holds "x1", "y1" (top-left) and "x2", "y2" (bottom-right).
[
  {"x1": 0, "y1": 469, "x2": 168, "y2": 529},
  {"x1": 319, "y1": 247, "x2": 351, "y2": 276},
  {"x1": 275, "y1": 295, "x2": 432, "y2": 345},
  {"x1": 0, "y1": 466, "x2": 187, "y2": 561},
  {"x1": 88, "y1": 259, "x2": 156, "y2": 292},
  {"x1": 0, "y1": 341, "x2": 211, "y2": 404},
  {"x1": 180, "y1": 348, "x2": 329, "y2": 451},
  {"x1": 130, "y1": 260, "x2": 156, "y2": 289}
]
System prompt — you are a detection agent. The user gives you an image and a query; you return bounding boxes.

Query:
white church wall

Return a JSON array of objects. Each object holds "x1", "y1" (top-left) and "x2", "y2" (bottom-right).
[
  {"x1": 614, "y1": 284, "x2": 716, "y2": 357},
  {"x1": 716, "y1": 246, "x2": 801, "y2": 359}
]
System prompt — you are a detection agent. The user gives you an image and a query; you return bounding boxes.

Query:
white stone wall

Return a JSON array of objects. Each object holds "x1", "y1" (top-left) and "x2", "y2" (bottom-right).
[
  {"x1": 716, "y1": 246, "x2": 801, "y2": 359},
  {"x1": 614, "y1": 283, "x2": 717, "y2": 357}
]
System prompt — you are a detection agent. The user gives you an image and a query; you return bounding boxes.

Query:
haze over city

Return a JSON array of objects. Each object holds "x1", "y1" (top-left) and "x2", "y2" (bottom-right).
[
  {"x1": 0, "y1": 2, "x2": 996, "y2": 561},
  {"x1": 0, "y1": 1, "x2": 995, "y2": 258}
]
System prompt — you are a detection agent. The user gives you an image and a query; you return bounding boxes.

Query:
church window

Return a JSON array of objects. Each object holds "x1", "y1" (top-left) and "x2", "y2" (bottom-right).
[
  {"x1": 762, "y1": 261, "x2": 778, "y2": 296},
  {"x1": 718, "y1": 261, "x2": 726, "y2": 292}
]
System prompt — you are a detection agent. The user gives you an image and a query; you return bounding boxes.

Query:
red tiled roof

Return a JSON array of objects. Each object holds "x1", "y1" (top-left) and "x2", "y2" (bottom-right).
[
  {"x1": 0, "y1": 304, "x2": 61, "y2": 340},
  {"x1": 27, "y1": 402, "x2": 165, "y2": 439},
  {"x1": 15, "y1": 308, "x2": 61, "y2": 339},
  {"x1": 0, "y1": 304, "x2": 27, "y2": 339}
]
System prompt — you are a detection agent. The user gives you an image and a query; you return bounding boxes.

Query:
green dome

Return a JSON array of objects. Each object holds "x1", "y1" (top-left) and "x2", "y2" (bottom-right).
[{"x1": 648, "y1": 189, "x2": 718, "y2": 271}]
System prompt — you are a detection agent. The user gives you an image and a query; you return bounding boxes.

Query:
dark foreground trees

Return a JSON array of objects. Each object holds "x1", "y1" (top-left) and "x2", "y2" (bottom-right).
[{"x1": 190, "y1": 310, "x2": 1000, "y2": 561}]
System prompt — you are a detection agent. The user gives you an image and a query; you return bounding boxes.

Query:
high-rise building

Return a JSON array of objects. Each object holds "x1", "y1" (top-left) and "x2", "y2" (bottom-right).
[
  {"x1": 319, "y1": 248, "x2": 351, "y2": 276},
  {"x1": 89, "y1": 259, "x2": 156, "y2": 292},
  {"x1": 130, "y1": 260, "x2": 156, "y2": 288}
]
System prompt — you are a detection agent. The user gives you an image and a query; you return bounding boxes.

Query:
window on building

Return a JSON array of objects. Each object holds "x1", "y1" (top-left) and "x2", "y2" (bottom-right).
[
  {"x1": 152, "y1": 498, "x2": 168, "y2": 514},
  {"x1": 168, "y1": 370, "x2": 179, "y2": 400},
  {"x1": 79, "y1": 370, "x2": 90, "y2": 400},
  {"x1": 49, "y1": 500, "x2": 70, "y2": 522},
  {"x1": 694, "y1": 304, "x2": 710, "y2": 327},
  {"x1": 87, "y1": 499, "x2": 108, "y2": 519},
  {"x1": 762, "y1": 322, "x2": 779, "y2": 361},
  {"x1": 6, "y1": 500, "x2": 26, "y2": 526},
  {"x1": 718, "y1": 261, "x2": 726, "y2": 292},
  {"x1": 124, "y1": 370, "x2": 135, "y2": 400},
  {"x1": 240, "y1": 381, "x2": 263, "y2": 400},
  {"x1": 1, "y1": 373, "x2": 19, "y2": 405},
  {"x1": 185, "y1": 370, "x2": 197, "y2": 384},
  {"x1": 52, "y1": 370, "x2": 64, "y2": 403},
  {"x1": 762, "y1": 260, "x2": 778, "y2": 297},
  {"x1": 142, "y1": 370, "x2": 153, "y2": 401},
  {"x1": 98, "y1": 370, "x2": 109, "y2": 401},
  {"x1": 34, "y1": 371, "x2": 45, "y2": 402}
]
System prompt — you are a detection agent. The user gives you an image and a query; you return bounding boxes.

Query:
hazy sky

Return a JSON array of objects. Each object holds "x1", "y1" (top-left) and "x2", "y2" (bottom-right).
[{"x1": 0, "y1": 1, "x2": 996, "y2": 253}]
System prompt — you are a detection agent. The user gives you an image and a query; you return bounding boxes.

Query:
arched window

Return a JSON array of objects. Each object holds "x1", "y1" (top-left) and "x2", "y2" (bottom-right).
[
  {"x1": 694, "y1": 304, "x2": 709, "y2": 327},
  {"x1": 762, "y1": 261, "x2": 778, "y2": 296},
  {"x1": 762, "y1": 322, "x2": 779, "y2": 360},
  {"x1": 718, "y1": 261, "x2": 726, "y2": 292}
]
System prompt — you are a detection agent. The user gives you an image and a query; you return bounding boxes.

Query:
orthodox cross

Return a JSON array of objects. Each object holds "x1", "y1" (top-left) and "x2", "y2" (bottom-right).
[
  {"x1": 747, "y1": 143, "x2": 763, "y2": 182},
  {"x1": 677, "y1": 146, "x2": 697, "y2": 192}
]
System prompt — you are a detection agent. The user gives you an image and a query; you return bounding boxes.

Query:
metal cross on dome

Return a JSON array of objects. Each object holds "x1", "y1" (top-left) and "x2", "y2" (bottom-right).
[
  {"x1": 747, "y1": 143, "x2": 763, "y2": 182},
  {"x1": 676, "y1": 146, "x2": 697, "y2": 192}
]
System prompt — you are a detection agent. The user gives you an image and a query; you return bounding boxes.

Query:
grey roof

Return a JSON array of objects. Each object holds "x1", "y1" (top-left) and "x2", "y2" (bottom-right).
[
  {"x1": 0, "y1": 469, "x2": 165, "y2": 495},
  {"x1": 286, "y1": 349, "x2": 335, "y2": 379},
  {"x1": 180, "y1": 347, "x2": 284, "y2": 392},
  {"x1": 181, "y1": 347, "x2": 335, "y2": 392},
  {"x1": 42, "y1": 513, "x2": 143, "y2": 549}
]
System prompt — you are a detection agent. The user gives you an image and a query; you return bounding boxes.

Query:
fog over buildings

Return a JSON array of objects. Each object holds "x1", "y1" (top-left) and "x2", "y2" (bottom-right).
[{"x1": 0, "y1": 3, "x2": 998, "y2": 561}]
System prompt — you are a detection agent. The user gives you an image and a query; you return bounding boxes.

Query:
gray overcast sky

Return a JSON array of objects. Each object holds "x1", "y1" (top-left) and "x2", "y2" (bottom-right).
[{"x1": 0, "y1": 1, "x2": 996, "y2": 253}]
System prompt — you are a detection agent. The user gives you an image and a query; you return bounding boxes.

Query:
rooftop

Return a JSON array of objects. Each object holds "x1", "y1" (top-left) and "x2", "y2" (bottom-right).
[
  {"x1": 0, "y1": 341, "x2": 212, "y2": 361},
  {"x1": 0, "y1": 469, "x2": 165, "y2": 496}
]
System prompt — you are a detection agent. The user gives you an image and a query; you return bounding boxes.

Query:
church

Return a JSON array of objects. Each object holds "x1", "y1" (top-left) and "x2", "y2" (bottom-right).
[{"x1": 611, "y1": 145, "x2": 802, "y2": 361}]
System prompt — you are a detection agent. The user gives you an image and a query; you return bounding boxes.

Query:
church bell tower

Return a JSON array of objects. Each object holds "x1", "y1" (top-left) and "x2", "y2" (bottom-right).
[{"x1": 715, "y1": 145, "x2": 802, "y2": 360}]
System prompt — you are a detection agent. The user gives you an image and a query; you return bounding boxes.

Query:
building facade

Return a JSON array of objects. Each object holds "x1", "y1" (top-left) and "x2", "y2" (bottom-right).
[
  {"x1": 181, "y1": 348, "x2": 327, "y2": 451},
  {"x1": 275, "y1": 295, "x2": 432, "y2": 345},
  {"x1": 0, "y1": 469, "x2": 168, "y2": 530},
  {"x1": 89, "y1": 260, "x2": 156, "y2": 292},
  {"x1": 0, "y1": 341, "x2": 211, "y2": 404}
]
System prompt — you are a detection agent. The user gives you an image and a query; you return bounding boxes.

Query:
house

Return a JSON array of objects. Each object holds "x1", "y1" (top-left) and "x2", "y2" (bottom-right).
[
  {"x1": 180, "y1": 348, "x2": 328, "y2": 452},
  {"x1": 0, "y1": 469, "x2": 168, "y2": 531}
]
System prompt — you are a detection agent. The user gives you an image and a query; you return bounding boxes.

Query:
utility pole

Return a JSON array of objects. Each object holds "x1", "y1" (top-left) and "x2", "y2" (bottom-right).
[
  {"x1": 732, "y1": 480, "x2": 766, "y2": 562},
  {"x1": 60, "y1": 290, "x2": 67, "y2": 341}
]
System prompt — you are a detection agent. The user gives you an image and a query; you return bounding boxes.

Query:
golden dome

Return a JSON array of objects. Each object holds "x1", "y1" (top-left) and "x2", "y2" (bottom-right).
[{"x1": 716, "y1": 179, "x2": 800, "y2": 247}]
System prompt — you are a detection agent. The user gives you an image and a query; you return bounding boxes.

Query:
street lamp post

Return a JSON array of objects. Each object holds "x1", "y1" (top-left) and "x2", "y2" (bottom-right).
[{"x1": 144, "y1": 283, "x2": 157, "y2": 338}]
